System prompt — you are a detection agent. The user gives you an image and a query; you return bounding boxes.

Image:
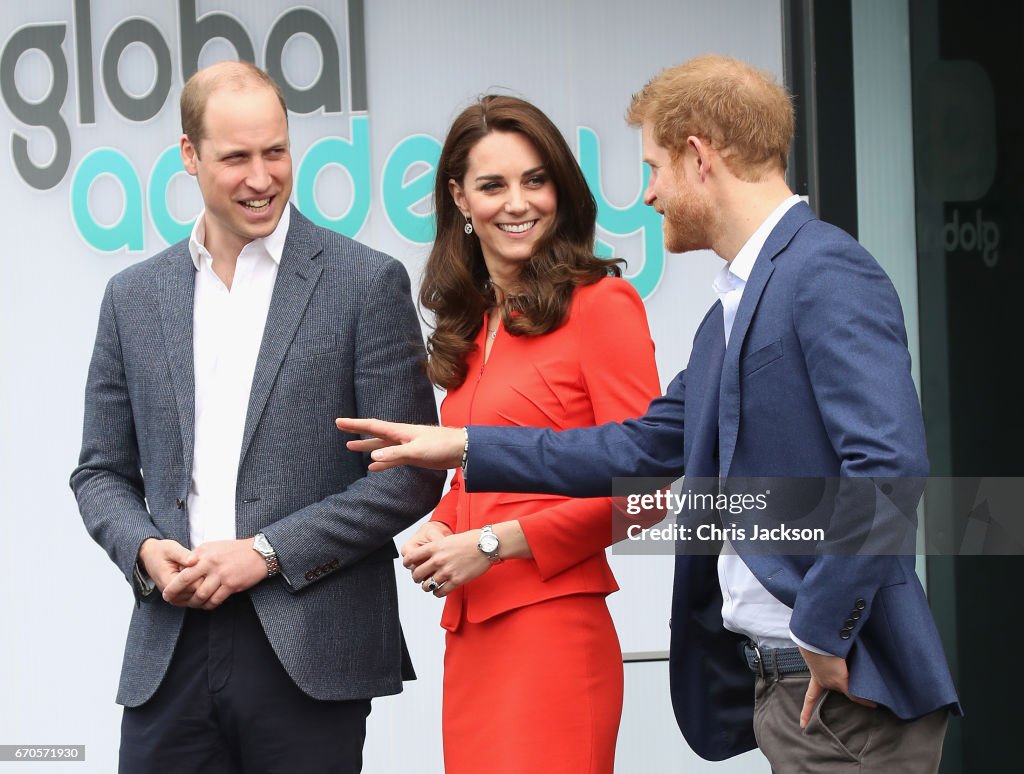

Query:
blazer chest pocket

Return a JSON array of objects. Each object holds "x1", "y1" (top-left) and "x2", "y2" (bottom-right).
[
  {"x1": 741, "y1": 338, "x2": 782, "y2": 378},
  {"x1": 286, "y1": 334, "x2": 338, "y2": 360}
]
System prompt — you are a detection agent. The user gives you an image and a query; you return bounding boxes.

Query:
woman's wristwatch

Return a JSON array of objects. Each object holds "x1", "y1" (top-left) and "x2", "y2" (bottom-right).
[{"x1": 477, "y1": 525, "x2": 502, "y2": 563}]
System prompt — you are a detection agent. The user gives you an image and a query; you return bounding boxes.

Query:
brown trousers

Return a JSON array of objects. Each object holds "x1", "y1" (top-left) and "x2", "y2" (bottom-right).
[{"x1": 753, "y1": 672, "x2": 949, "y2": 773}]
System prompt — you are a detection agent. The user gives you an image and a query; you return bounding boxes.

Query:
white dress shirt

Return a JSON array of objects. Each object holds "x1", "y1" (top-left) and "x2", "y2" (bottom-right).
[
  {"x1": 186, "y1": 206, "x2": 290, "y2": 548},
  {"x1": 712, "y1": 194, "x2": 826, "y2": 653}
]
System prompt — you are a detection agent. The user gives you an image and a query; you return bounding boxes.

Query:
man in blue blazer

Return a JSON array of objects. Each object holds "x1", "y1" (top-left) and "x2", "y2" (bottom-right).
[
  {"x1": 337, "y1": 56, "x2": 960, "y2": 771},
  {"x1": 71, "y1": 62, "x2": 443, "y2": 773}
]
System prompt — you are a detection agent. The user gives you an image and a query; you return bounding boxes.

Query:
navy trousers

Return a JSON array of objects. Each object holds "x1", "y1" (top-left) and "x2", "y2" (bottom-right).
[{"x1": 119, "y1": 593, "x2": 370, "y2": 774}]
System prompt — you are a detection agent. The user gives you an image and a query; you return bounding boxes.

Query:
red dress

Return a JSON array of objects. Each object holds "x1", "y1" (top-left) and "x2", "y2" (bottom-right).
[{"x1": 431, "y1": 278, "x2": 661, "y2": 773}]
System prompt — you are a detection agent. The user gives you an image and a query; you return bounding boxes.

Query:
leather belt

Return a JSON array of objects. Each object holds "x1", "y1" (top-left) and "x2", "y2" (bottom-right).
[{"x1": 744, "y1": 641, "x2": 808, "y2": 678}]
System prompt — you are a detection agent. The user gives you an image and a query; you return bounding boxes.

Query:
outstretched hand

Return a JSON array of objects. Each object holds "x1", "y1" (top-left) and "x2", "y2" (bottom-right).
[{"x1": 335, "y1": 418, "x2": 465, "y2": 471}]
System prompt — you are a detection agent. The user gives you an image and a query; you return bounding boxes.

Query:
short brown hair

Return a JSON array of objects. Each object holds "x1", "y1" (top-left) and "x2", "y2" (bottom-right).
[
  {"x1": 627, "y1": 55, "x2": 793, "y2": 181},
  {"x1": 180, "y1": 61, "x2": 287, "y2": 154}
]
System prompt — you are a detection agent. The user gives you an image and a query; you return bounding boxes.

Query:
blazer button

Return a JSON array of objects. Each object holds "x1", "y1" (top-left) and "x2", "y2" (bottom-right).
[
  {"x1": 850, "y1": 610, "x2": 861, "y2": 620},
  {"x1": 844, "y1": 619, "x2": 856, "y2": 629},
  {"x1": 175, "y1": 498, "x2": 185, "y2": 509},
  {"x1": 305, "y1": 571, "x2": 316, "y2": 581},
  {"x1": 840, "y1": 631, "x2": 852, "y2": 640},
  {"x1": 855, "y1": 598, "x2": 866, "y2": 610}
]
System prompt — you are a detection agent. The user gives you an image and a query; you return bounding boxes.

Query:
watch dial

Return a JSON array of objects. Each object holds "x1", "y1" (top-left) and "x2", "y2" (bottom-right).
[{"x1": 480, "y1": 535, "x2": 499, "y2": 553}]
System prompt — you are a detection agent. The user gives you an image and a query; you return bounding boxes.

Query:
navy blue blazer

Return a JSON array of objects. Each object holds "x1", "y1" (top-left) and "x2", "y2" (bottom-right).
[{"x1": 464, "y1": 203, "x2": 961, "y2": 760}]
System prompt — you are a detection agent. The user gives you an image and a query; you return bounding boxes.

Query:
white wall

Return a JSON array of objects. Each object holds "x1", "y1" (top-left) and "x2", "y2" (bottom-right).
[{"x1": 0, "y1": 1, "x2": 781, "y2": 770}]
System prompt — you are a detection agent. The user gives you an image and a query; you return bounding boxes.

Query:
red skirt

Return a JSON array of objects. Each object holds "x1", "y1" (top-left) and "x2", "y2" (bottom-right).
[{"x1": 442, "y1": 593, "x2": 623, "y2": 774}]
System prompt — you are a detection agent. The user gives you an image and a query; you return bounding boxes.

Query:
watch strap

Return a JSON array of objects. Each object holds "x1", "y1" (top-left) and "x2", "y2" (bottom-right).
[{"x1": 253, "y1": 533, "x2": 281, "y2": 577}]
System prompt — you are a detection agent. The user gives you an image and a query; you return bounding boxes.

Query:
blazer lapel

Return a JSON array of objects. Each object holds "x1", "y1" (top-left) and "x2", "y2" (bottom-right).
[
  {"x1": 156, "y1": 247, "x2": 197, "y2": 475},
  {"x1": 238, "y1": 209, "x2": 325, "y2": 469},
  {"x1": 718, "y1": 203, "x2": 814, "y2": 477}
]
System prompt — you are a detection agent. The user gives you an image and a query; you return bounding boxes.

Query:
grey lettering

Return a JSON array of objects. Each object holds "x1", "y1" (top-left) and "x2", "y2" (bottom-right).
[
  {"x1": 0, "y1": 24, "x2": 71, "y2": 190},
  {"x1": 74, "y1": 0, "x2": 95, "y2": 124},
  {"x1": 179, "y1": 0, "x2": 256, "y2": 81},
  {"x1": 347, "y1": 0, "x2": 367, "y2": 112},
  {"x1": 102, "y1": 19, "x2": 172, "y2": 121},
  {"x1": 266, "y1": 8, "x2": 341, "y2": 114}
]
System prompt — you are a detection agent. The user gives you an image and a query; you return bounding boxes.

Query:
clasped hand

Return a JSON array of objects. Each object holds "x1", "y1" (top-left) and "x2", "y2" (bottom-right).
[
  {"x1": 401, "y1": 522, "x2": 491, "y2": 597},
  {"x1": 139, "y1": 537, "x2": 267, "y2": 610}
]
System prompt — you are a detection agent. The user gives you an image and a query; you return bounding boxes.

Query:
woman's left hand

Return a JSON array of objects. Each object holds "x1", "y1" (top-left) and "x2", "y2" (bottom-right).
[{"x1": 406, "y1": 530, "x2": 491, "y2": 597}]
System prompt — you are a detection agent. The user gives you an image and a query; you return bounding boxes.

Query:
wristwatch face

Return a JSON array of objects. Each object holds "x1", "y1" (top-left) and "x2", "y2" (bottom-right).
[
  {"x1": 479, "y1": 533, "x2": 499, "y2": 554},
  {"x1": 253, "y1": 533, "x2": 272, "y2": 556}
]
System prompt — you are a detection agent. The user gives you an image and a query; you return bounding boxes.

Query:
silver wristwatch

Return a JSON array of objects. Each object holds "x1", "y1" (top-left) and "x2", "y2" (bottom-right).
[
  {"x1": 252, "y1": 532, "x2": 281, "y2": 577},
  {"x1": 477, "y1": 525, "x2": 502, "y2": 563}
]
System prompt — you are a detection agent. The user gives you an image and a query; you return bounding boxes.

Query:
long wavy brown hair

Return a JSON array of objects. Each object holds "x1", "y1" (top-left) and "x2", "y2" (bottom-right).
[{"x1": 422, "y1": 95, "x2": 622, "y2": 389}]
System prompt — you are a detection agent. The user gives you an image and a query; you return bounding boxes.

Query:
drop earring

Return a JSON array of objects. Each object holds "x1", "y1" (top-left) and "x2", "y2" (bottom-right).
[{"x1": 464, "y1": 216, "x2": 474, "y2": 235}]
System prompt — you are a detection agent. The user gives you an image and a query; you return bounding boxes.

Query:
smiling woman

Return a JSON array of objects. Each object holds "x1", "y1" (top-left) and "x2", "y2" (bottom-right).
[
  {"x1": 448, "y1": 130, "x2": 558, "y2": 285},
  {"x1": 403, "y1": 95, "x2": 662, "y2": 774},
  {"x1": 420, "y1": 95, "x2": 623, "y2": 390}
]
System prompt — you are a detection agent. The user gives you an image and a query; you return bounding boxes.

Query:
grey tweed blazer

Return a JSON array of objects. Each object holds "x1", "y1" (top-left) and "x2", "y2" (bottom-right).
[{"x1": 71, "y1": 206, "x2": 443, "y2": 707}]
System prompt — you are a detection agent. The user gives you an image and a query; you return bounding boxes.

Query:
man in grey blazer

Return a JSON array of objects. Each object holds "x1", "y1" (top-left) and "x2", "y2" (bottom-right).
[{"x1": 70, "y1": 61, "x2": 443, "y2": 773}]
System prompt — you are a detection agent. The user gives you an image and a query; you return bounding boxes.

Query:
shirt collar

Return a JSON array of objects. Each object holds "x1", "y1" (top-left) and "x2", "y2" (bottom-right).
[
  {"x1": 722, "y1": 194, "x2": 803, "y2": 287},
  {"x1": 188, "y1": 204, "x2": 291, "y2": 271}
]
